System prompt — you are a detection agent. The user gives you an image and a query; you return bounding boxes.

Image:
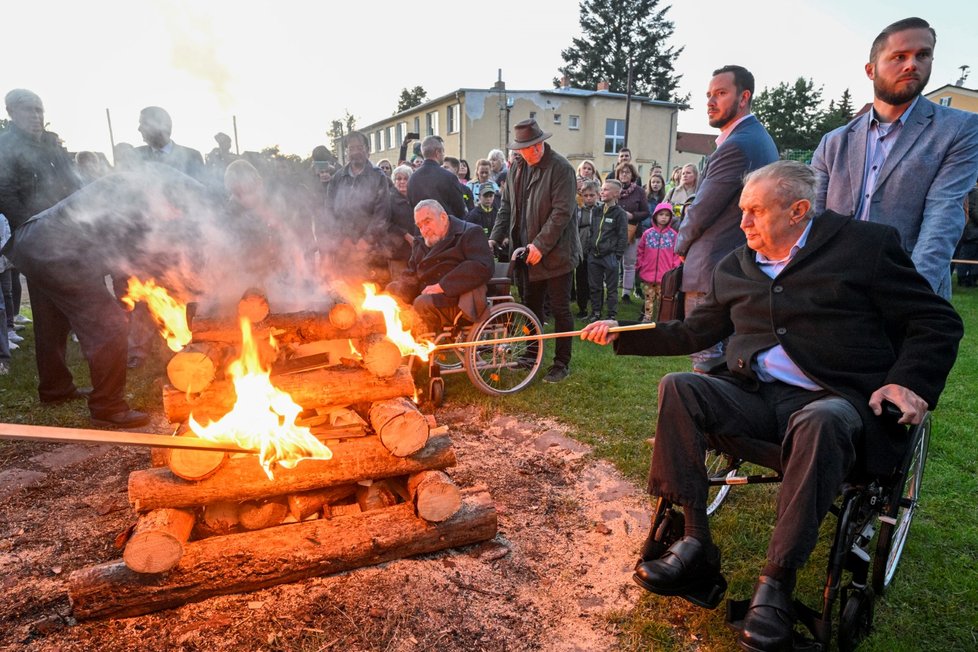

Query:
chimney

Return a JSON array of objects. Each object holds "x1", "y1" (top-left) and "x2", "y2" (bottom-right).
[
  {"x1": 492, "y1": 68, "x2": 506, "y2": 91},
  {"x1": 560, "y1": 75, "x2": 571, "y2": 89},
  {"x1": 597, "y1": 80, "x2": 610, "y2": 92}
]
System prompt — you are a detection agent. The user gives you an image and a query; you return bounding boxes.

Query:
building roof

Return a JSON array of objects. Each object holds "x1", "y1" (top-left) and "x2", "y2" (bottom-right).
[
  {"x1": 925, "y1": 84, "x2": 978, "y2": 99},
  {"x1": 675, "y1": 131, "x2": 715, "y2": 156}
]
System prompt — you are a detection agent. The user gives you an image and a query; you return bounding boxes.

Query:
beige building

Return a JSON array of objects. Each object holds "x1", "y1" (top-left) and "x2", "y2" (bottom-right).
[
  {"x1": 925, "y1": 84, "x2": 978, "y2": 114},
  {"x1": 344, "y1": 78, "x2": 686, "y2": 181}
]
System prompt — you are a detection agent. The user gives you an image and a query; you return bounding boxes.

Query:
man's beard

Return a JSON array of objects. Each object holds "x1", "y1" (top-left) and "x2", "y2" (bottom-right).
[
  {"x1": 708, "y1": 104, "x2": 739, "y2": 129},
  {"x1": 874, "y1": 71, "x2": 929, "y2": 106}
]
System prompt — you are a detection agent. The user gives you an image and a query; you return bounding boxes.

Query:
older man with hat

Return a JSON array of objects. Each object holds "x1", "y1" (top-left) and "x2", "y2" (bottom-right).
[{"x1": 489, "y1": 119, "x2": 580, "y2": 383}]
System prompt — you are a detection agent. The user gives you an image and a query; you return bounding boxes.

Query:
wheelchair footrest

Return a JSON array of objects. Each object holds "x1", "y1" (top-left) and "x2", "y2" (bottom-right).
[{"x1": 725, "y1": 598, "x2": 826, "y2": 651}]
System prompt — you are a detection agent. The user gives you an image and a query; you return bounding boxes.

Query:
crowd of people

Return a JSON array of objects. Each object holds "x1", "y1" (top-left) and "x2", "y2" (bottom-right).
[{"x1": 2, "y1": 13, "x2": 978, "y2": 651}]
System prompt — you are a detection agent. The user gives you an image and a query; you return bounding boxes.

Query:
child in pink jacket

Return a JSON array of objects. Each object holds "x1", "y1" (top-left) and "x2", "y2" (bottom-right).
[{"x1": 636, "y1": 202, "x2": 681, "y2": 322}]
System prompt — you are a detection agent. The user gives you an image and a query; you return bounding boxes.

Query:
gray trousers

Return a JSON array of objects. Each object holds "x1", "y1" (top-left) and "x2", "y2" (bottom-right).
[{"x1": 648, "y1": 372, "x2": 861, "y2": 568}]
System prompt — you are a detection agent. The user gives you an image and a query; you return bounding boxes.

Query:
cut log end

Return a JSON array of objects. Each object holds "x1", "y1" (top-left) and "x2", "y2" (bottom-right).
[
  {"x1": 369, "y1": 397, "x2": 430, "y2": 457},
  {"x1": 238, "y1": 289, "x2": 270, "y2": 323},
  {"x1": 328, "y1": 303, "x2": 358, "y2": 330},
  {"x1": 122, "y1": 508, "x2": 195, "y2": 574}
]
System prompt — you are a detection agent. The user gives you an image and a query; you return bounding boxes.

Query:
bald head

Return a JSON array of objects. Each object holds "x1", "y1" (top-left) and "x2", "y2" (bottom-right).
[{"x1": 5, "y1": 89, "x2": 44, "y2": 139}]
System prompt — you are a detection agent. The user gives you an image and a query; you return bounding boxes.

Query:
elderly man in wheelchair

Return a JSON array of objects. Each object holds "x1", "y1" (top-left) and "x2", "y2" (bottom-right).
[
  {"x1": 386, "y1": 199, "x2": 494, "y2": 335},
  {"x1": 582, "y1": 161, "x2": 963, "y2": 652}
]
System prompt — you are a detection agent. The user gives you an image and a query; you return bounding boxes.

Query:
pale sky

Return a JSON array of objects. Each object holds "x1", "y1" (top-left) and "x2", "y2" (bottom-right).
[{"x1": 2, "y1": 0, "x2": 974, "y2": 159}]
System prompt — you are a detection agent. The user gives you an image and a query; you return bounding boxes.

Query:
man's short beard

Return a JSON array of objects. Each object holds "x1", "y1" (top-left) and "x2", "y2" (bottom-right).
[
  {"x1": 874, "y1": 76, "x2": 927, "y2": 106},
  {"x1": 708, "y1": 105, "x2": 739, "y2": 129}
]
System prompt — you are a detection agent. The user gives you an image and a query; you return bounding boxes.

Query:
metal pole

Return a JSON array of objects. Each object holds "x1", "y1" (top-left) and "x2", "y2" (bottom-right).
[
  {"x1": 232, "y1": 115, "x2": 240, "y2": 155},
  {"x1": 623, "y1": 55, "x2": 633, "y2": 150},
  {"x1": 430, "y1": 321, "x2": 656, "y2": 351},
  {"x1": 105, "y1": 108, "x2": 116, "y2": 165}
]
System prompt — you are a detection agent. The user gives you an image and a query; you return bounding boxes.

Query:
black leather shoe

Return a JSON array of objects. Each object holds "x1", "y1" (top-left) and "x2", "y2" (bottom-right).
[
  {"x1": 737, "y1": 576, "x2": 795, "y2": 652},
  {"x1": 91, "y1": 409, "x2": 150, "y2": 429},
  {"x1": 40, "y1": 387, "x2": 93, "y2": 404},
  {"x1": 633, "y1": 536, "x2": 726, "y2": 608}
]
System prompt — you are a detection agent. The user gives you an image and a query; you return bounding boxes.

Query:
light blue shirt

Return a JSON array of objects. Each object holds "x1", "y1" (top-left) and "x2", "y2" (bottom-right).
[
  {"x1": 854, "y1": 96, "x2": 918, "y2": 222},
  {"x1": 752, "y1": 220, "x2": 821, "y2": 391}
]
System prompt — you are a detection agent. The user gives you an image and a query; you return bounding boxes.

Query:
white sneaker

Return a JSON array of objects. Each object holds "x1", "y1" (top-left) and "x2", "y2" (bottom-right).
[
  {"x1": 7, "y1": 331, "x2": 24, "y2": 343},
  {"x1": 0, "y1": 361, "x2": 9, "y2": 375},
  {"x1": 13, "y1": 315, "x2": 31, "y2": 324},
  {"x1": 7, "y1": 341, "x2": 18, "y2": 351}
]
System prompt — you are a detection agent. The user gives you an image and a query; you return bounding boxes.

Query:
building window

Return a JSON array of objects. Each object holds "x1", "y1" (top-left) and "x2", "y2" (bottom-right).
[
  {"x1": 604, "y1": 118, "x2": 625, "y2": 154},
  {"x1": 529, "y1": 111, "x2": 537, "y2": 120},
  {"x1": 553, "y1": 113, "x2": 562, "y2": 125},
  {"x1": 386, "y1": 126, "x2": 395, "y2": 149},
  {"x1": 447, "y1": 104, "x2": 460, "y2": 133},
  {"x1": 375, "y1": 130, "x2": 383, "y2": 153},
  {"x1": 413, "y1": 116, "x2": 421, "y2": 135},
  {"x1": 568, "y1": 115, "x2": 580, "y2": 130},
  {"x1": 426, "y1": 110, "x2": 439, "y2": 136},
  {"x1": 396, "y1": 122, "x2": 406, "y2": 145},
  {"x1": 939, "y1": 96, "x2": 952, "y2": 107}
]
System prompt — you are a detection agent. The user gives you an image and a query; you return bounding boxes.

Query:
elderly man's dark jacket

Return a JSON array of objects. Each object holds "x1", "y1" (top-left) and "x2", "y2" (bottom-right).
[
  {"x1": 135, "y1": 143, "x2": 205, "y2": 181},
  {"x1": 407, "y1": 159, "x2": 467, "y2": 219},
  {"x1": 322, "y1": 163, "x2": 392, "y2": 252},
  {"x1": 490, "y1": 143, "x2": 581, "y2": 282},
  {"x1": 615, "y1": 211, "x2": 963, "y2": 476},
  {"x1": 387, "y1": 216, "x2": 493, "y2": 322},
  {"x1": 0, "y1": 125, "x2": 80, "y2": 236}
]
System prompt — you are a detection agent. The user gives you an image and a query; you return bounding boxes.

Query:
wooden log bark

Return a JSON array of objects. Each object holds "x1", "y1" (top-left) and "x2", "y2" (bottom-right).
[
  {"x1": 238, "y1": 496, "x2": 288, "y2": 530},
  {"x1": 122, "y1": 508, "x2": 195, "y2": 574},
  {"x1": 162, "y1": 365, "x2": 416, "y2": 423},
  {"x1": 405, "y1": 471, "x2": 463, "y2": 523},
  {"x1": 69, "y1": 488, "x2": 495, "y2": 620},
  {"x1": 356, "y1": 481, "x2": 398, "y2": 512},
  {"x1": 128, "y1": 433, "x2": 456, "y2": 512},
  {"x1": 369, "y1": 397, "x2": 430, "y2": 457},
  {"x1": 190, "y1": 311, "x2": 386, "y2": 345},
  {"x1": 287, "y1": 485, "x2": 358, "y2": 520},
  {"x1": 238, "y1": 288, "x2": 270, "y2": 323},
  {"x1": 165, "y1": 343, "x2": 231, "y2": 393}
]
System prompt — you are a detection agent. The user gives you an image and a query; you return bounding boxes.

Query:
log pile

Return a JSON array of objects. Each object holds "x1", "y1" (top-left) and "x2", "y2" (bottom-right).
[{"x1": 67, "y1": 292, "x2": 496, "y2": 620}]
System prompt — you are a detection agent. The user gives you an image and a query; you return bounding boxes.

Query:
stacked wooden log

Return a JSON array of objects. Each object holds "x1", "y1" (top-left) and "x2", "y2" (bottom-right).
[{"x1": 67, "y1": 293, "x2": 497, "y2": 620}]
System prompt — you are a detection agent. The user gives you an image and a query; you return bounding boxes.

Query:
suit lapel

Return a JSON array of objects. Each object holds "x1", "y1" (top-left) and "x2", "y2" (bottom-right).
[
  {"x1": 874, "y1": 99, "x2": 933, "y2": 190},
  {"x1": 847, "y1": 115, "x2": 869, "y2": 211}
]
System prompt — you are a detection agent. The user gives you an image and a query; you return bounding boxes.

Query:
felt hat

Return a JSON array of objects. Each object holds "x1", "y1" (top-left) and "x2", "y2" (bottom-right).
[{"x1": 507, "y1": 119, "x2": 552, "y2": 150}]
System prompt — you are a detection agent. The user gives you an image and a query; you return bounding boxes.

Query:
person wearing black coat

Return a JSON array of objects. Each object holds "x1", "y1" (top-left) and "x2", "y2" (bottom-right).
[
  {"x1": 582, "y1": 161, "x2": 962, "y2": 652},
  {"x1": 386, "y1": 200, "x2": 493, "y2": 332},
  {"x1": 407, "y1": 136, "x2": 467, "y2": 219}
]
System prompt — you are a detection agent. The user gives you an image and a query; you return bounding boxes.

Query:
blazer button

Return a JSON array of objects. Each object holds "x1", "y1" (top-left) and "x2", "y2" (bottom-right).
[
  {"x1": 737, "y1": 358, "x2": 745, "y2": 368},
  {"x1": 776, "y1": 327, "x2": 787, "y2": 335},
  {"x1": 773, "y1": 285, "x2": 783, "y2": 293}
]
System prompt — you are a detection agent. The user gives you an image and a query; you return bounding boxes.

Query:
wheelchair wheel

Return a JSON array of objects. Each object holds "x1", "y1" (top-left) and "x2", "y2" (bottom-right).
[
  {"x1": 838, "y1": 586, "x2": 875, "y2": 652},
  {"x1": 705, "y1": 450, "x2": 736, "y2": 516},
  {"x1": 872, "y1": 413, "x2": 930, "y2": 594},
  {"x1": 428, "y1": 377, "x2": 445, "y2": 407},
  {"x1": 464, "y1": 303, "x2": 543, "y2": 395}
]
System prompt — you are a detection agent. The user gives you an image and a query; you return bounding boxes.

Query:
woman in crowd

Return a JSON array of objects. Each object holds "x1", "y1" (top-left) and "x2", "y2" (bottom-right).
[
  {"x1": 457, "y1": 159, "x2": 471, "y2": 184},
  {"x1": 388, "y1": 164, "x2": 417, "y2": 263},
  {"x1": 665, "y1": 165, "x2": 682, "y2": 194},
  {"x1": 575, "y1": 159, "x2": 602, "y2": 207},
  {"x1": 376, "y1": 159, "x2": 393, "y2": 177},
  {"x1": 666, "y1": 163, "x2": 699, "y2": 223},
  {"x1": 615, "y1": 162, "x2": 649, "y2": 305},
  {"x1": 645, "y1": 173, "x2": 666, "y2": 214}
]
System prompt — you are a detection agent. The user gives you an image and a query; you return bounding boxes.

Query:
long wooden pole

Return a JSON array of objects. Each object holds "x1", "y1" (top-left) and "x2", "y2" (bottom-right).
[
  {"x1": 0, "y1": 423, "x2": 255, "y2": 453},
  {"x1": 431, "y1": 321, "x2": 655, "y2": 351}
]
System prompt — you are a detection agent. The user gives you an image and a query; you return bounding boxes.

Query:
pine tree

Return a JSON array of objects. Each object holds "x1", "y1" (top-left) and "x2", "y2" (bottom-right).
[
  {"x1": 752, "y1": 78, "x2": 826, "y2": 152},
  {"x1": 396, "y1": 87, "x2": 428, "y2": 114},
  {"x1": 555, "y1": 0, "x2": 686, "y2": 102}
]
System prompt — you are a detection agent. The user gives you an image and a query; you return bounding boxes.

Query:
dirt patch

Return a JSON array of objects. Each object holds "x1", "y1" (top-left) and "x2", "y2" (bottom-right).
[{"x1": 0, "y1": 406, "x2": 655, "y2": 652}]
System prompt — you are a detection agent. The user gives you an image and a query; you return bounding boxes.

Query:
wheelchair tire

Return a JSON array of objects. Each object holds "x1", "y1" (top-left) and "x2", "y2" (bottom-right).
[
  {"x1": 464, "y1": 303, "x2": 543, "y2": 396},
  {"x1": 705, "y1": 450, "x2": 735, "y2": 516},
  {"x1": 838, "y1": 586, "x2": 875, "y2": 652},
  {"x1": 872, "y1": 413, "x2": 930, "y2": 594},
  {"x1": 428, "y1": 377, "x2": 445, "y2": 407}
]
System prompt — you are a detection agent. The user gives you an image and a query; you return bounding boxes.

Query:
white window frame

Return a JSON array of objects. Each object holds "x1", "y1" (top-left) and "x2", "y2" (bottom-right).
[
  {"x1": 447, "y1": 104, "x2": 460, "y2": 133},
  {"x1": 553, "y1": 113, "x2": 562, "y2": 125},
  {"x1": 939, "y1": 96, "x2": 952, "y2": 107},
  {"x1": 568, "y1": 115, "x2": 580, "y2": 130},
  {"x1": 426, "y1": 110, "x2": 439, "y2": 136},
  {"x1": 604, "y1": 118, "x2": 625, "y2": 154}
]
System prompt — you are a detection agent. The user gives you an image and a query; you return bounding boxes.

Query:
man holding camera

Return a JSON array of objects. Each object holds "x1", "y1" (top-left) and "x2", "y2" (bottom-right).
[{"x1": 489, "y1": 119, "x2": 580, "y2": 383}]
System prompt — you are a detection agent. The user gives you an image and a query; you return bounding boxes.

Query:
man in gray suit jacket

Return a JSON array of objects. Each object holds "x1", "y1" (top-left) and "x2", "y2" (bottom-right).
[
  {"x1": 675, "y1": 66, "x2": 778, "y2": 372},
  {"x1": 812, "y1": 17, "x2": 978, "y2": 300}
]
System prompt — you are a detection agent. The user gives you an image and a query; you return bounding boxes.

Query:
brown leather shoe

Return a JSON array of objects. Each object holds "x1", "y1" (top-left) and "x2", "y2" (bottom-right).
[{"x1": 91, "y1": 410, "x2": 150, "y2": 429}]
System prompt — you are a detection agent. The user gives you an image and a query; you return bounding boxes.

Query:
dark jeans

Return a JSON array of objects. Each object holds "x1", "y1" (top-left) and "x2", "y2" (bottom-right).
[
  {"x1": 412, "y1": 294, "x2": 460, "y2": 333},
  {"x1": 587, "y1": 253, "x2": 619, "y2": 317},
  {"x1": 649, "y1": 373, "x2": 860, "y2": 568},
  {"x1": 22, "y1": 265, "x2": 130, "y2": 417},
  {"x1": 573, "y1": 259, "x2": 589, "y2": 314},
  {"x1": 523, "y1": 270, "x2": 573, "y2": 369},
  {"x1": 1, "y1": 269, "x2": 14, "y2": 329}
]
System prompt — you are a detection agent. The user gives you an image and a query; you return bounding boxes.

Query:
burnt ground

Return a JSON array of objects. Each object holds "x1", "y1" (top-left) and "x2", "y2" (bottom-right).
[{"x1": 0, "y1": 405, "x2": 655, "y2": 652}]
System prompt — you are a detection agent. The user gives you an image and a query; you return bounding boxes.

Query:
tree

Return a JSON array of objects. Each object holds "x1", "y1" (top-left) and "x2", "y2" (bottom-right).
[
  {"x1": 816, "y1": 88, "x2": 855, "y2": 135},
  {"x1": 752, "y1": 78, "x2": 826, "y2": 152},
  {"x1": 555, "y1": 0, "x2": 686, "y2": 103},
  {"x1": 396, "y1": 86, "x2": 428, "y2": 114},
  {"x1": 327, "y1": 111, "x2": 358, "y2": 158}
]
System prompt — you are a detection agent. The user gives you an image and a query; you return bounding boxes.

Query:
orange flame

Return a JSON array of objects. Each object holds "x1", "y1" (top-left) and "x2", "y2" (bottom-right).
[
  {"x1": 361, "y1": 284, "x2": 435, "y2": 360},
  {"x1": 121, "y1": 277, "x2": 192, "y2": 352},
  {"x1": 188, "y1": 317, "x2": 332, "y2": 478}
]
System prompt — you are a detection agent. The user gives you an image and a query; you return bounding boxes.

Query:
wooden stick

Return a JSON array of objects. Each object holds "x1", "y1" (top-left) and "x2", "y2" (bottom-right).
[
  {"x1": 430, "y1": 321, "x2": 656, "y2": 351},
  {"x1": 0, "y1": 423, "x2": 255, "y2": 454}
]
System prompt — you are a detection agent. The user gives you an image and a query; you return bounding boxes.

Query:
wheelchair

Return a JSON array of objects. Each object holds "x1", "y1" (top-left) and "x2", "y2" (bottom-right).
[
  {"x1": 412, "y1": 263, "x2": 544, "y2": 406},
  {"x1": 641, "y1": 411, "x2": 931, "y2": 651}
]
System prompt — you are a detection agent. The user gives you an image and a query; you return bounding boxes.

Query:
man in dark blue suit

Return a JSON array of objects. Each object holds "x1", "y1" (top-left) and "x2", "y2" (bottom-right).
[
  {"x1": 407, "y1": 136, "x2": 467, "y2": 219},
  {"x1": 675, "y1": 66, "x2": 778, "y2": 373}
]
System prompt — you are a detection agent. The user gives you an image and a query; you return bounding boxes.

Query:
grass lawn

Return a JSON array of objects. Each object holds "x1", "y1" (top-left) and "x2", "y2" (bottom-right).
[{"x1": 1, "y1": 287, "x2": 976, "y2": 651}]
